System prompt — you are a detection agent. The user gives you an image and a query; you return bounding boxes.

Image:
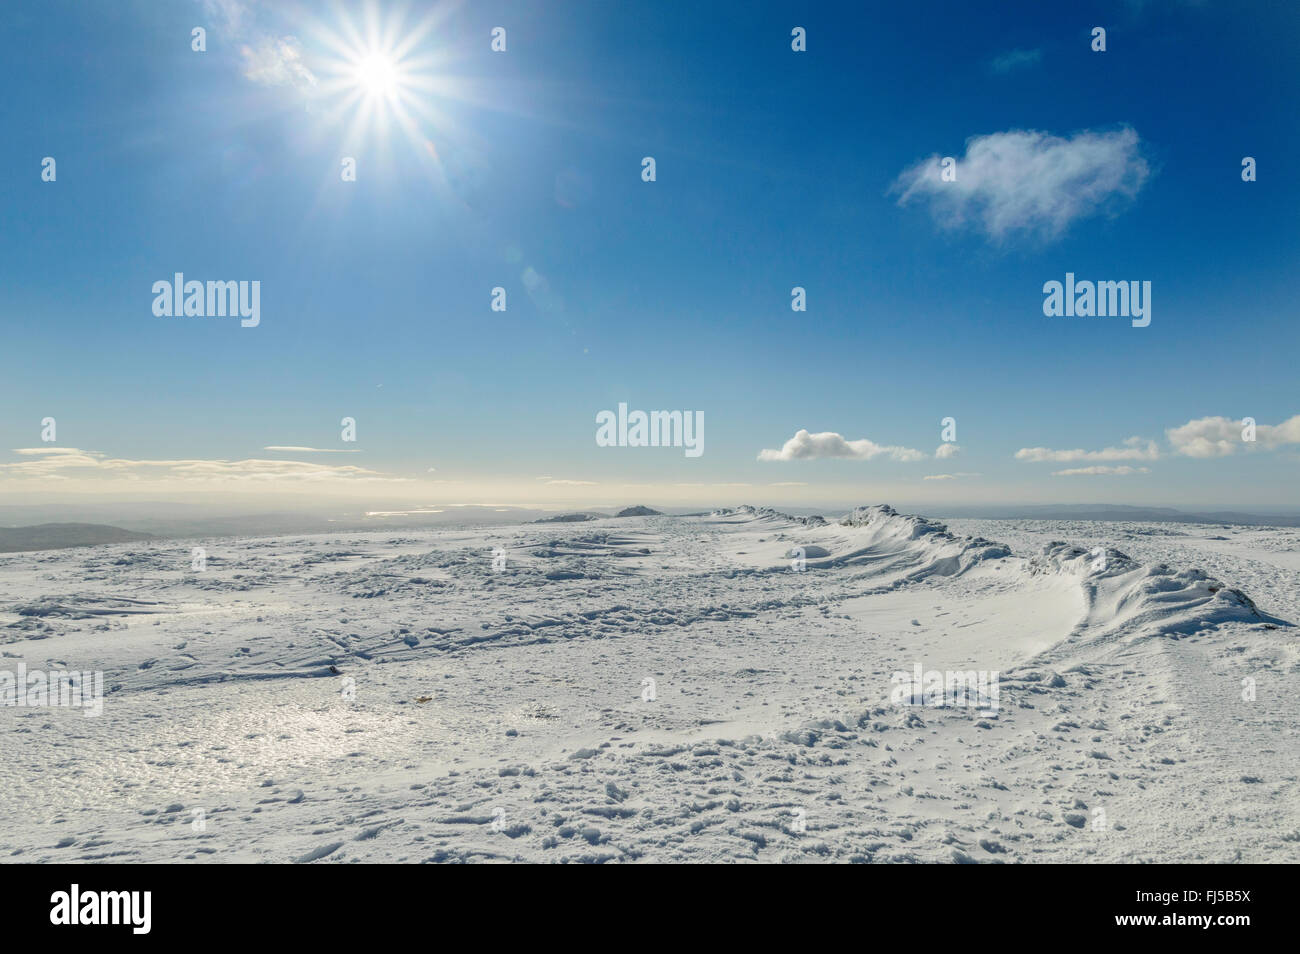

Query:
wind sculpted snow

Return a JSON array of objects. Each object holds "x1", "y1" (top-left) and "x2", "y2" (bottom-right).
[{"x1": 0, "y1": 507, "x2": 1295, "y2": 863}]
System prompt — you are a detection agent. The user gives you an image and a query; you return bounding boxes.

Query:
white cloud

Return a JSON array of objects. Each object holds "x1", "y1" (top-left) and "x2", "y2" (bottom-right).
[
  {"x1": 893, "y1": 127, "x2": 1150, "y2": 241},
  {"x1": 1167, "y1": 415, "x2": 1300, "y2": 457},
  {"x1": 935, "y1": 443, "x2": 960, "y2": 459},
  {"x1": 544, "y1": 479, "x2": 597, "y2": 486},
  {"x1": 1051, "y1": 465, "x2": 1151, "y2": 476},
  {"x1": 923, "y1": 472, "x2": 980, "y2": 480},
  {"x1": 1015, "y1": 437, "x2": 1159, "y2": 463},
  {"x1": 758, "y1": 429, "x2": 926, "y2": 463}
]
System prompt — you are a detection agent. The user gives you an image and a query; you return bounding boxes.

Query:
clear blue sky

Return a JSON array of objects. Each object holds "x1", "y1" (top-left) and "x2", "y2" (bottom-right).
[{"x1": 2, "y1": 0, "x2": 1297, "y2": 510}]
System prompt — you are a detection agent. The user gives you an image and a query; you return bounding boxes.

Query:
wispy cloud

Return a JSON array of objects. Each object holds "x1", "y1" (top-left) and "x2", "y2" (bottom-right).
[
  {"x1": 672, "y1": 482, "x2": 753, "y2": 488},
  {"x1": 200, "y1": 0, "x2": 250, "y2": 32},
  {"x1": 1, "y1": 448, "x2": 402, "y2": 483},
  {"x1": 758, "y1": 429, "x2": 927, "y2": 463},
  {"x1": 263, "y1": 446, "x2": 360, "y2": 453},
  {"x1": 1051, "y1": 465, "x2": 1151, "y2": 476},
  {"x1": 989, "y1": 48, "x2": 1042, "y2": 74},
  {"x1": 11, "y1": 447, "x2": 93, "y2": 456},
  {"x1": 935, "y1": 443, "x2": 961, "y2": 460},
  {"x1": 923, "y1": 472, "x2": 981, "y2": 481},
  {"x1": 240, "y1": 36, "x2": 317, "y2": 90},
  {"x1": 893, "y1": 127, "x2": 1150, "y2": 242},
  {"x1": 1015, "y1": 437, "x2": 1159, "y2": 463},
  {"x1": 199, "y1": 0, "x2": 317, "y2": 91}
]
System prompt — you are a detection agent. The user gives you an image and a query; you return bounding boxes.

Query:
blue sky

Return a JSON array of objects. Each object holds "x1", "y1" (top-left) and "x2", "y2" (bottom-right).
[{"x1": 2, "y1": 0, "x2": 1298, "y2": 510}]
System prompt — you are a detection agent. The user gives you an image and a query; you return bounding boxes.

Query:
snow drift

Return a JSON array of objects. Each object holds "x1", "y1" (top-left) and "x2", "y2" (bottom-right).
[
  {"x1": 715, "y1": 503, "x2": 1279, "y2": 642},
  {"x1": 1029, "y1": 541, "x2": 1273, "y2": 642}
]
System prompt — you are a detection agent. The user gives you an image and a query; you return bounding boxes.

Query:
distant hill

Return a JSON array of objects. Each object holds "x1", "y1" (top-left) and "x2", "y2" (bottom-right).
[
  {"x1": 615, "y1": 505, "x2": 662, "y2": 517},
  {"x1": 534, "y1": 513, "x2": 599, "y2": 523},
  {"x1": 0, "y1": 523, "x2": 154, "y2": 553}
]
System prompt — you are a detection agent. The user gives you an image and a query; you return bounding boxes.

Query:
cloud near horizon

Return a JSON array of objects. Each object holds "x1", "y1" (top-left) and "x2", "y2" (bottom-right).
[
  {"x1": 1018, "y1": 414, "x2": 1300, "y2": 466},
  {"x1": 893, "y1": 127, "x2": 1150, "y2": 241},
  {"x1": 758, "y1": 430, "x2": 926, "y2": 462},
  {"x1": 1, "y1": 447, "x2": 403, "y2": 483},
  {"x1": 1051, "y1": 465, "x2": 1151, "y2": 476},
  {"x1": 1015, "y1": 437, "x2": 1160, "y2": 463},
  {"x1": 263, "y1": 446, "x2": 360, "y2": 453}
]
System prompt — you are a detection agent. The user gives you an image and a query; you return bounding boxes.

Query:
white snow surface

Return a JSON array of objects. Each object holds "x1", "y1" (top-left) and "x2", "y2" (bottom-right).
[{"x1": 1, "y1": 505, "x2": 1297, "y2": 863}]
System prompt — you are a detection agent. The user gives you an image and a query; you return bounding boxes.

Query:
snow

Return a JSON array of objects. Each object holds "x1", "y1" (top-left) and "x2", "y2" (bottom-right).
[{"x1": 1, "y1": 506, "x2": 1296, "y2": 863}]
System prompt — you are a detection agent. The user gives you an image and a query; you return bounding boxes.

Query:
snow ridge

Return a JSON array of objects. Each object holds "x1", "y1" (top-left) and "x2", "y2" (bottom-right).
[
  {"x1": 1029, "y1": 541, "x2": 1271, "y2": 642},
  {"x1": 719, "y1": 503, "x2": 1276, "y2": 638}
]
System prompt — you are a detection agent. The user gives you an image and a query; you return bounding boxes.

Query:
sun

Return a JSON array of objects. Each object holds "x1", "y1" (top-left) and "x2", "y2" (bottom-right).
[
  {"x1": 301, "y1": 1, "x2": 477, "y2": 186},
  {"x1": 354, "y1": 53, "x2": 398, "y2": 96}
]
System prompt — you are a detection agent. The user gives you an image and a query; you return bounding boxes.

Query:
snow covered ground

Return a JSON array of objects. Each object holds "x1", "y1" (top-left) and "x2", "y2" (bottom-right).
[{"x1": 1, "y1": 506, "x2": 1296, "y2": 863}]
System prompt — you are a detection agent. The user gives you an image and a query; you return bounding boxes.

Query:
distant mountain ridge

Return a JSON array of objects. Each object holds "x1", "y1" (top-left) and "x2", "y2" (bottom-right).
[
  {"x1": 534, "y1": 506, "x2": 665, "y2": 523},
  {"x1": 961, "y1": 504, "x2": 1300, "y2": 528},
  {"x1": 0, "y1": 523, "x2": 154, "y2": 553}
]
